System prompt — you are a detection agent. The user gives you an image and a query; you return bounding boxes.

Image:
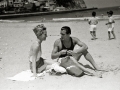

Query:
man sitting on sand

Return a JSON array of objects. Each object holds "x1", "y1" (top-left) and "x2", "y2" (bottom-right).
[{"x1": 51, "y1": 26, "x2": 102, "y2": 77}]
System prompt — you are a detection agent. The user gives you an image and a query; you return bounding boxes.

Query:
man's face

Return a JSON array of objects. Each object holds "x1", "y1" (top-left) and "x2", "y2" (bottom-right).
[{"x1": 60, "y1": 29, "x2": 69, "y2": 40}]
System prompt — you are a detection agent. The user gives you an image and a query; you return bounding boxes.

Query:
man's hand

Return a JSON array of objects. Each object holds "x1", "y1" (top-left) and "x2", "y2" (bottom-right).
[
  {"x1": 59, "y1": 50, "x2": 67, "y2": 55},
  {"x1": 67, "y1": 50, "x2": 76, "y2": 56}
]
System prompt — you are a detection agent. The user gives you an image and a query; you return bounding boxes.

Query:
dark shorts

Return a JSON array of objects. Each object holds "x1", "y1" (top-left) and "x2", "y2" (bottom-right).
[{"x1": 30, "y1": 57, "x2": 45, "y2": 73}]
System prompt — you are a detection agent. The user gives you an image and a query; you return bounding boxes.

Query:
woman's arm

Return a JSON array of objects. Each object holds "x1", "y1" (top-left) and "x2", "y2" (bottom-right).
[{"x1": 31, "y1": 43, "x2": 39, "y2": 77}]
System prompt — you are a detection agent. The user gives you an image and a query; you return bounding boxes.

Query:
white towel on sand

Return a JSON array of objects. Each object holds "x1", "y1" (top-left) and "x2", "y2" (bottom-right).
[
  {"x1": 7, "y1": 70, "x2": 45, "y2": 81},
  {"x1": 7, "y1": 64, "x2": 67, "y2": 81}
]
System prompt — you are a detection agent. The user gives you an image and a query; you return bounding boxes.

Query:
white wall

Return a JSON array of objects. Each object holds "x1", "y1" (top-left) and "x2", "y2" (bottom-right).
[{"x1": 84, "y1": 0, "x2": 120, "y2": 8}]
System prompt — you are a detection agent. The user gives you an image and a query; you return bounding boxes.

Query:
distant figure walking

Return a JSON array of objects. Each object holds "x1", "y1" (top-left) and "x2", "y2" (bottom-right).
[
  {"x1": 106, "y1": 10, "x2": 116, "y2": 40},
  {"x1": 88, "y1": 11, "x2": 98, "y2": 40}
]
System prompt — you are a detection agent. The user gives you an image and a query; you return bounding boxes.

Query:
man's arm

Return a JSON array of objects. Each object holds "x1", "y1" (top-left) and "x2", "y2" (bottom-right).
[
  {"x1": 67, "y1": 37, "x2": 88, "y2": 58},
  {"x1": 51, "y1": 40, "x2": 67, "y2": 59},
  {"x1": 74, "y1": 37, "x2": 88, "y2": 54},
  {"x1": 51, "y1": 40, "x2": 61, "y2": 59}
]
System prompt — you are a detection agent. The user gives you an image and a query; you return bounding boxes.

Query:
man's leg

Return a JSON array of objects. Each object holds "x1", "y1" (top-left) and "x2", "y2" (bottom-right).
[
  {"x1": 82, "y1": 50, "x2": 100, "y2": 70},
  {"x1": 108, "y1": 31, "x2": 111, "y2": 40},
  {"x1": 111, "y1": 31, "x2": 116, "y2": 39},
  {"x1": 90, "y1": 31, "x2": 96, "y2": 40},
  {"x1": 93, "y1": 31, "x2": 96, "y2": 38}
]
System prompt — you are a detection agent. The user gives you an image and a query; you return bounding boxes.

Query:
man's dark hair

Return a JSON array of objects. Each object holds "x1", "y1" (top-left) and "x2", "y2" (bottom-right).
[
  {"x1": 61, "y1": 26, "x2": 71, "y2": 34},
  {"x1": 92, "y1": 11, "x2": 96, "y2": 17}
]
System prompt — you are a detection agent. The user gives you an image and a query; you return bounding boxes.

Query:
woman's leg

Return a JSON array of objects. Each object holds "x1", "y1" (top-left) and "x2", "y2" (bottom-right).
[{"x1": 66, "y1": 65, "x2": 84, "y2": 77}]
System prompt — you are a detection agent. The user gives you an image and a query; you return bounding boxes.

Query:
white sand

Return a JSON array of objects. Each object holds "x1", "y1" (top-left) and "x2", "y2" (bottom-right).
[{"x1": 0, "y1": 19, "x2": 120, "y2": 90}]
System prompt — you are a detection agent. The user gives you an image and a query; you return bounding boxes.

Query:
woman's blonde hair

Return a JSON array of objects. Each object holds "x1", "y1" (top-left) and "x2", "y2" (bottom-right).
[{"x1": 33, "y1": 24, "x2": 46, "y2": 37}]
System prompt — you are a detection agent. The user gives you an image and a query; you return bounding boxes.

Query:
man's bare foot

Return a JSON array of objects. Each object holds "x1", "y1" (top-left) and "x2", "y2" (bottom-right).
[
  {"x1": 91, "y1": 38, "x2": 96, "y2": 40},
  {"x1": 93, "y1": 71, "x2": 102, "y2": 78},
  {"x1": 113, "y1": 37, "x2": 116, "y2": 39},
  {"x1": 95, "y1": 68, "x2": 109, "y2": 72}
]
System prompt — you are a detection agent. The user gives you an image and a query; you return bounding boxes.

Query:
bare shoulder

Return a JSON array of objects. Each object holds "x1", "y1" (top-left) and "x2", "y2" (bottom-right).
[
  {"x1": 31, "y1": 42, "x2": 39, "y2": 50},
  {"x1": 71, "y1": 37, "x2": 80, "y2": 42},
  {"x1": 54, "y1": 38, "x2": 61, "y2": 46}
]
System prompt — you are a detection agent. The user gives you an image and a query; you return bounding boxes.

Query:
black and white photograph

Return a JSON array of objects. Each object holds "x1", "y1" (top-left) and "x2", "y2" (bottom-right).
[{"x1": 0, "y1": 0, "x2": 120, "y2": 90}]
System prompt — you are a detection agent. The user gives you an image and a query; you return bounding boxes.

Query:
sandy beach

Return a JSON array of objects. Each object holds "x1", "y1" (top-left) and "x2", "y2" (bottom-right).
[{"x1": 0, "y1": 18, "x2": 120, "y2": 90}]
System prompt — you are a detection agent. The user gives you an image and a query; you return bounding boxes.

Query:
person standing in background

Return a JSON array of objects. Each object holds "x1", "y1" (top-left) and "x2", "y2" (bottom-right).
[
  {"x1": 88, "y1": 11, "x2": 98, "y2": 40},
  {"x1": 106, "y1": 10, "x2": 116, "y2": 40}
]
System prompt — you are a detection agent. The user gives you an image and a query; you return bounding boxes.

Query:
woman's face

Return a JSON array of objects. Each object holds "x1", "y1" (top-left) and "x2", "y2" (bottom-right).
[
  {"x1": 38, "y1": 30, "x2": 47, "y2": 41},
  {"x1": 42, "y1": 30, "x2": 47, "y2": 41}
]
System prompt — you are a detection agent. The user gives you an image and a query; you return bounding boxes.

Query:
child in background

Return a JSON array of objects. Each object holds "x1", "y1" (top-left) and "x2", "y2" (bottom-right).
[
  {"x1": 106, "y1": 10, "x2": 116, "y2": 40},
  {"x1": 88, "y1": 11, "x2": 98, "y2": 40}
]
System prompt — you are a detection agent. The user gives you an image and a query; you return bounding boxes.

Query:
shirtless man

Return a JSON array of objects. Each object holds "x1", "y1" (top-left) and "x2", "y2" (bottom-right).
[{"x1": 51, "y1": 26, "x2": 102, "y2": 77}]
